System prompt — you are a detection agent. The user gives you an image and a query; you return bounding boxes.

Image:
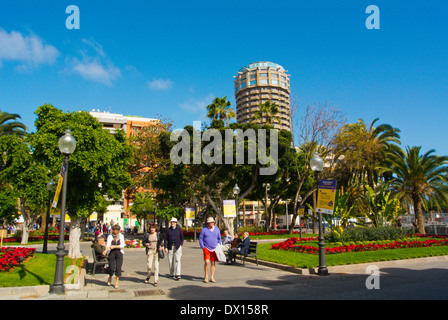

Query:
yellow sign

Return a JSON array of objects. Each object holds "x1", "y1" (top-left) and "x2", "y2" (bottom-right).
[
  {"x1": 223, "y1": 200, "x2": 236, "y2": 218},
  {"x1": 316, "y1": 180, "x2": 337, "y2": 215},
  {"x1": 185, "y1": 208, "x2": 195, "y2": 220},
  {"x1": 52, "y1": 173, "x2": 63, "y2": 208}
]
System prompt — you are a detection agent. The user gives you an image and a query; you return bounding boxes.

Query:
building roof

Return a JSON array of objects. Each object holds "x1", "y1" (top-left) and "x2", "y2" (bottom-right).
[{"x1": 238, "y1": 61, "x2": 286, "y2": 73}]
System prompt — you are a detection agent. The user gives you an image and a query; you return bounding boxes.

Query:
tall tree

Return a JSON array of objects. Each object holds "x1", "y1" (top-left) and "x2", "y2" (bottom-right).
[
  {"x1": 0, "y1": 135, "x2": 48, "y2": 243},
  {"x1": 333, "y1": 118, "x2": 401, "y2": 189},
  {"x1": 0, "y1": 110, "x2": 28, "y2": 137},
  {"x1": 289, "y1": 102, "x2": 346, "y2": 234},
  {"x1": 29, "y1": 104, "x2": 133, "y2": 258},
  {"x1": 206, "y1": 96, "x2": 235, "y2": 126},
  {"x1": 380, "y1": 146, "x2": 448, "y2": 234}
]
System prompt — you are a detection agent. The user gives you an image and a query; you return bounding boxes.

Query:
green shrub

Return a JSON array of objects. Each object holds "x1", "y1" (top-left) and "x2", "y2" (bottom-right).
[{"x1": 326, "y1": 226, "x2": 415, "y2": 243}]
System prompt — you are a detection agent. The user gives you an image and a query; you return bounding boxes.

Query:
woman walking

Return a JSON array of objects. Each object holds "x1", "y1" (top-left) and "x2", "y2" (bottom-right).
[
  {"x1": 143, "y1": 224, "x2": 163, "y2": 286},
  {"x1": 106, "y1": 224, "x2": 125, "y2": 289},
  {"x1": 199, "y1": 217, "x2": 221, "y2": 283}
]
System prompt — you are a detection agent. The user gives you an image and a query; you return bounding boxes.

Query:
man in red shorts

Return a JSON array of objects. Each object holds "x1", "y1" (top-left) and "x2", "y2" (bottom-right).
[{"x1": 199, "y1": 217, "x2": 221, "y2": 283}]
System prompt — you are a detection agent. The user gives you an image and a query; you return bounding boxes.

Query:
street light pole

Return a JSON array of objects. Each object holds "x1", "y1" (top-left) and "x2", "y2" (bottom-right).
[
  {"x1": 233, "y1": 184, "x2": 240, "y2": 235},
  {"x1": 310, "y1": 152, "x2": 329, "y2": 276},
  {"x1": 50, "y1": 128, "x2": 76, "y2": 295},
  {"x1": 193, "y1": 196, "x2": 198, "y2": 242}
]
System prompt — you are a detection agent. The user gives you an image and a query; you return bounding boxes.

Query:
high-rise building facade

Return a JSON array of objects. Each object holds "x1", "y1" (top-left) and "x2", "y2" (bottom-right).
[
  {"x1": 89, "y1": 110, "x2": 158, "y2": 230},
  {"x1": 234, "y1": 61, "x2": 291, "y2": 131}
]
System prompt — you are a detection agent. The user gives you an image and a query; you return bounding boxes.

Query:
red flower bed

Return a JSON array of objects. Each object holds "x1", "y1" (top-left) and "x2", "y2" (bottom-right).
[
  {"x1": 0, "y1": 247, "x2": 36, "y2": 272},
  {"x1": 1, "y1": 232, "x2": 69, "y2": 243},
  {"x1": 271, "y1": 236, "x2": 448, "y2": 255}
]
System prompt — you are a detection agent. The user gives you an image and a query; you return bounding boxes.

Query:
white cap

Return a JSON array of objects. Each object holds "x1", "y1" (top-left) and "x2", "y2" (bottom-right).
[{"x1": 170, "y1": 217, "x2": 178, "y2": 223}]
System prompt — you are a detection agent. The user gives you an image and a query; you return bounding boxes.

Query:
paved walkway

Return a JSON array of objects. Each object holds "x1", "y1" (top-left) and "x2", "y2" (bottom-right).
[{"x1": 2, "y1": 237, "x2": 448, "y2": 300}]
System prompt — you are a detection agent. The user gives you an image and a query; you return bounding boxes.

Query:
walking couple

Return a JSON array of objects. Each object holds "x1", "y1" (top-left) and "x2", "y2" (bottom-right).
[{"x1": 143, "y1": 218, "x2": 184, "y2": 286}]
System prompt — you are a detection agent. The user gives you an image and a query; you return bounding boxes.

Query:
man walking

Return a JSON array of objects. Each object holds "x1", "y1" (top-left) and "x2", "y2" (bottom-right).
[
  {"x1": 199, "y1": 217, "x2": 221, "y2": 283},
  {"x1": 164, "y1": 217, "x2": 184, "y2": 280}
]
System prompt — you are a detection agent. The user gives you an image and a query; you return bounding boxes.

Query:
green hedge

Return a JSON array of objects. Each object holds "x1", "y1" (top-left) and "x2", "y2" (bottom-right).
[{"x1": 326, "y1": 226, "x2": 415, "y2": 243}]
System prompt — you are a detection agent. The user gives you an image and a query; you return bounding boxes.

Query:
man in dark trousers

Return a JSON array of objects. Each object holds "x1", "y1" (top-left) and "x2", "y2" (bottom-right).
[
  {"x1": 228, "y1": 232, "x2": 250, "y2": 264},
  {"x1": 164, "y1": 217, "x2": 184, "y2": 280}
]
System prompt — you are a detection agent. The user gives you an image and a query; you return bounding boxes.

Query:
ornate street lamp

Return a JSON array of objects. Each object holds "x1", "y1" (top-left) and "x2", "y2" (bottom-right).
[
  {"x1": 233, "y1": 184, "x2": 240, "y2": 234},
  {"x1": 43, "y1": 179, "x2": 55, "y2": 254},
  {"x1": 50, "y1": 128, "x2": 76, "y2": 295},
  {"x1": 310, "y1": 152, "x2": 329, "y2": 276}
]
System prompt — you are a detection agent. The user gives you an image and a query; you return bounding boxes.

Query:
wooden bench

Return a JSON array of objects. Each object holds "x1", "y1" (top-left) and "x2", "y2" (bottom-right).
[
  {"x1": 91, "y1": 247, "x2": 108, "y2": 275},
  {"x1": 229, "y1": 242, "x2": 259, "y2": 267}
]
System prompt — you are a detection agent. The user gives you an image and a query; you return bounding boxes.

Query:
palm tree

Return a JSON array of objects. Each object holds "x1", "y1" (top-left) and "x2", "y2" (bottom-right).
[
  {"x1": 381, "y1": 146, "x2": 448, "y2": 234},
  {"x1": 251, "y1": 101, "x2": 281, "y2": 126},
  {"x1": 0, "y1": 110, "x2": 28, "y2": 137},
  {"x1": 221, "y1": 104, "x2": 236, "y2": 127},
  {"x1": 333, "y1": 118, "x2": 401, "y2": 189},
  {"x1": 206, "y1": 96, "x2": 235, "y2": 126}
]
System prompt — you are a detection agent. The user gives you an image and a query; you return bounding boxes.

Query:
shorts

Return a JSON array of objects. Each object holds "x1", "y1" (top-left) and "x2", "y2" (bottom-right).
[{"x1": 203, "y1": 247, "x2": 218, "y2": 261}]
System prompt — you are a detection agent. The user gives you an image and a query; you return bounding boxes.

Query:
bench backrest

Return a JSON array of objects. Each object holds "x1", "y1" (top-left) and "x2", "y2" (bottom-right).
[{"x1": 249, "y1": 242, "x2": 258, "y2": 254}]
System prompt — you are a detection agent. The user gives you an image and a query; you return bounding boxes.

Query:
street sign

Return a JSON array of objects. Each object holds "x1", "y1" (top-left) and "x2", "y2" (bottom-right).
[
  {"x1": 317, "y1": 179, "x2": 337, "y2": 215},
  {"x1": 223, "y1": 200, "x2": 237, "y2": 218},
  {"x1": 185, "y1": 207, "x2": 195, "y2": 220}
]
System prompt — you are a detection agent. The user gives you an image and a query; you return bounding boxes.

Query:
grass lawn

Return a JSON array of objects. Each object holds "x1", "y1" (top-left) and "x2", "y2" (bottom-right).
[
  {"x1": 250, "y1": 233, "x2": 317, "y2": 240},
  {"x1": 0, "y1": 253, "x2": 84, "y2": 287},
  {"x1": 257, "y1": 241, "x2": 448, "y2": 269}
]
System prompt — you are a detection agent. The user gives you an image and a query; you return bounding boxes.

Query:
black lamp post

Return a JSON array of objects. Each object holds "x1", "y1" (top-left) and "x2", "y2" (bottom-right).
[
  {"x1": 43, "y1": 179, "x2": 55, "y2": 254},
  {"x1": 310, "y1": 152, "x2": 328, "y2": 276},
  {"x1": 233, "y1": 184, "x2": 240, "y2": 234},
  {"x1": 50, "y1": 128, "x2": 76, "y2": 295}
]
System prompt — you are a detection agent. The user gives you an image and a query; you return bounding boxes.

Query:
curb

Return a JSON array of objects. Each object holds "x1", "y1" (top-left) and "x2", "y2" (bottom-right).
[{"x1": 245, "y1": 254, "x2": 448, "y2": 275}]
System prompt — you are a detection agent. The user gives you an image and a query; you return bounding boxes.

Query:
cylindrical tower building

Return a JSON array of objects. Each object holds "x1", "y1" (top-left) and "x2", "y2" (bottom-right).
[{"x1": 234, "y1": 61, "x2": 291, "y2": 131}]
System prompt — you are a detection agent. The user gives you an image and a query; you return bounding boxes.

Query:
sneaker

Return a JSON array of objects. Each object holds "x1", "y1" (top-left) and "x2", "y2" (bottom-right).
[{"x1": 174, "y1": 275, "x2": 181, "y2": 280}]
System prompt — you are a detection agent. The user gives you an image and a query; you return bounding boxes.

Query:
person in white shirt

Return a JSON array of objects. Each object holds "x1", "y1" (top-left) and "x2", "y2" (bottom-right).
[{"x1": 106, "y1": 224, "x2": 125, "y2": 289}]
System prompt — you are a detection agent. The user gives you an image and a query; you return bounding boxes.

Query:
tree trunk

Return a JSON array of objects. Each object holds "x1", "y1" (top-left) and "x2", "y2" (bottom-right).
[
  {"x1": 68, "y1": 216, "x2": 83, "y2": 258},
  {"x1": 20, "y1": 198, "x2": 29, "y2": 245},
  {"x1": 413, "y1": 194, "x2": 425, "y2": 234}
]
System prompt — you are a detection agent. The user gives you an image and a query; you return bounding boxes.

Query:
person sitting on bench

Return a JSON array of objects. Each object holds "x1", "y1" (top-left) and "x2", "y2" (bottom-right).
[
  {"x1": 227, "y1": 232, "x2": 250, "y2": 264},
  {"x1": 92, "y1": 235, "x2": 108, "y2": 271}
]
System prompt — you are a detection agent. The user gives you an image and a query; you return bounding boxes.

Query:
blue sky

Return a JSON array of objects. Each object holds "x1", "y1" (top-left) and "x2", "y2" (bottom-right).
[{"x1": 1, "y1": 1, "x2": 447, "y2": 155}]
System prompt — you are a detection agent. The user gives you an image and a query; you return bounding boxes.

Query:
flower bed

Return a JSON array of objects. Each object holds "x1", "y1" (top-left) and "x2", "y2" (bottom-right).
[
  {"x1": 125, "y1": 239, "x2": 143, "y2": 248},
  {"x1": 2, "y1": 231, "x2": 69, "y2": 243},
  {"x1": 0, "y1": 247, "x2": 36, "y2": 272},
  {"x1": 271, "y1": 235, "x2": 448, "y2": 255}
]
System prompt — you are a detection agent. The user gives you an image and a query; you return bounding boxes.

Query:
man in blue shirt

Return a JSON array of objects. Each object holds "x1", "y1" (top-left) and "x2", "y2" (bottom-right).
[{"x1": 199, "y1": 217, "x2": 221, "y2": 283}]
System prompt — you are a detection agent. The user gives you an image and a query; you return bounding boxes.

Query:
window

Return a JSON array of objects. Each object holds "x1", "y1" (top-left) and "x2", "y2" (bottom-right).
[
  {"x1": 271, "y1": 73, "x2": 279, "y2": 79},
  {"x1": 249, "y1": 74, "x2": 257, "y2": 80},
  {"x1": 271, "y1": 79, "x2": 279, "y2": 85},
  {"x1": 281, "y1": 76, "x2": 286, "y2": 81},
  {"x1": 249, "y1": 80, "x2": 257, "y2": 85},
  {"x1": 259, "y1": 73, "x2": 268, "y2": 78},
  {"x1": 259, "y1": 79, "x2": 268, "y2": 84},
  {"x1": 241, "y1": 83, "x2": 247, "y2": 88}
]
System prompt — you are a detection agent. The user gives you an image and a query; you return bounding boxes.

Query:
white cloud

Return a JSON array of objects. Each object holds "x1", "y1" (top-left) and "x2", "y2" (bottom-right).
[
  {"x1": 0, "y1": 29, "x2": 59, "y2": 68},
  {"x1": 147, "y1": 78, "x2": 174, "y2": 90},
  {"x1": 69, "y1": 39, "x2": 120, "y2": 85},
  {"x1": 179, "y1": 93, "x2": 215, "y2": 113},
  {"x1": 71, "y1": 57, "x2": 120, "y2": 86}
]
